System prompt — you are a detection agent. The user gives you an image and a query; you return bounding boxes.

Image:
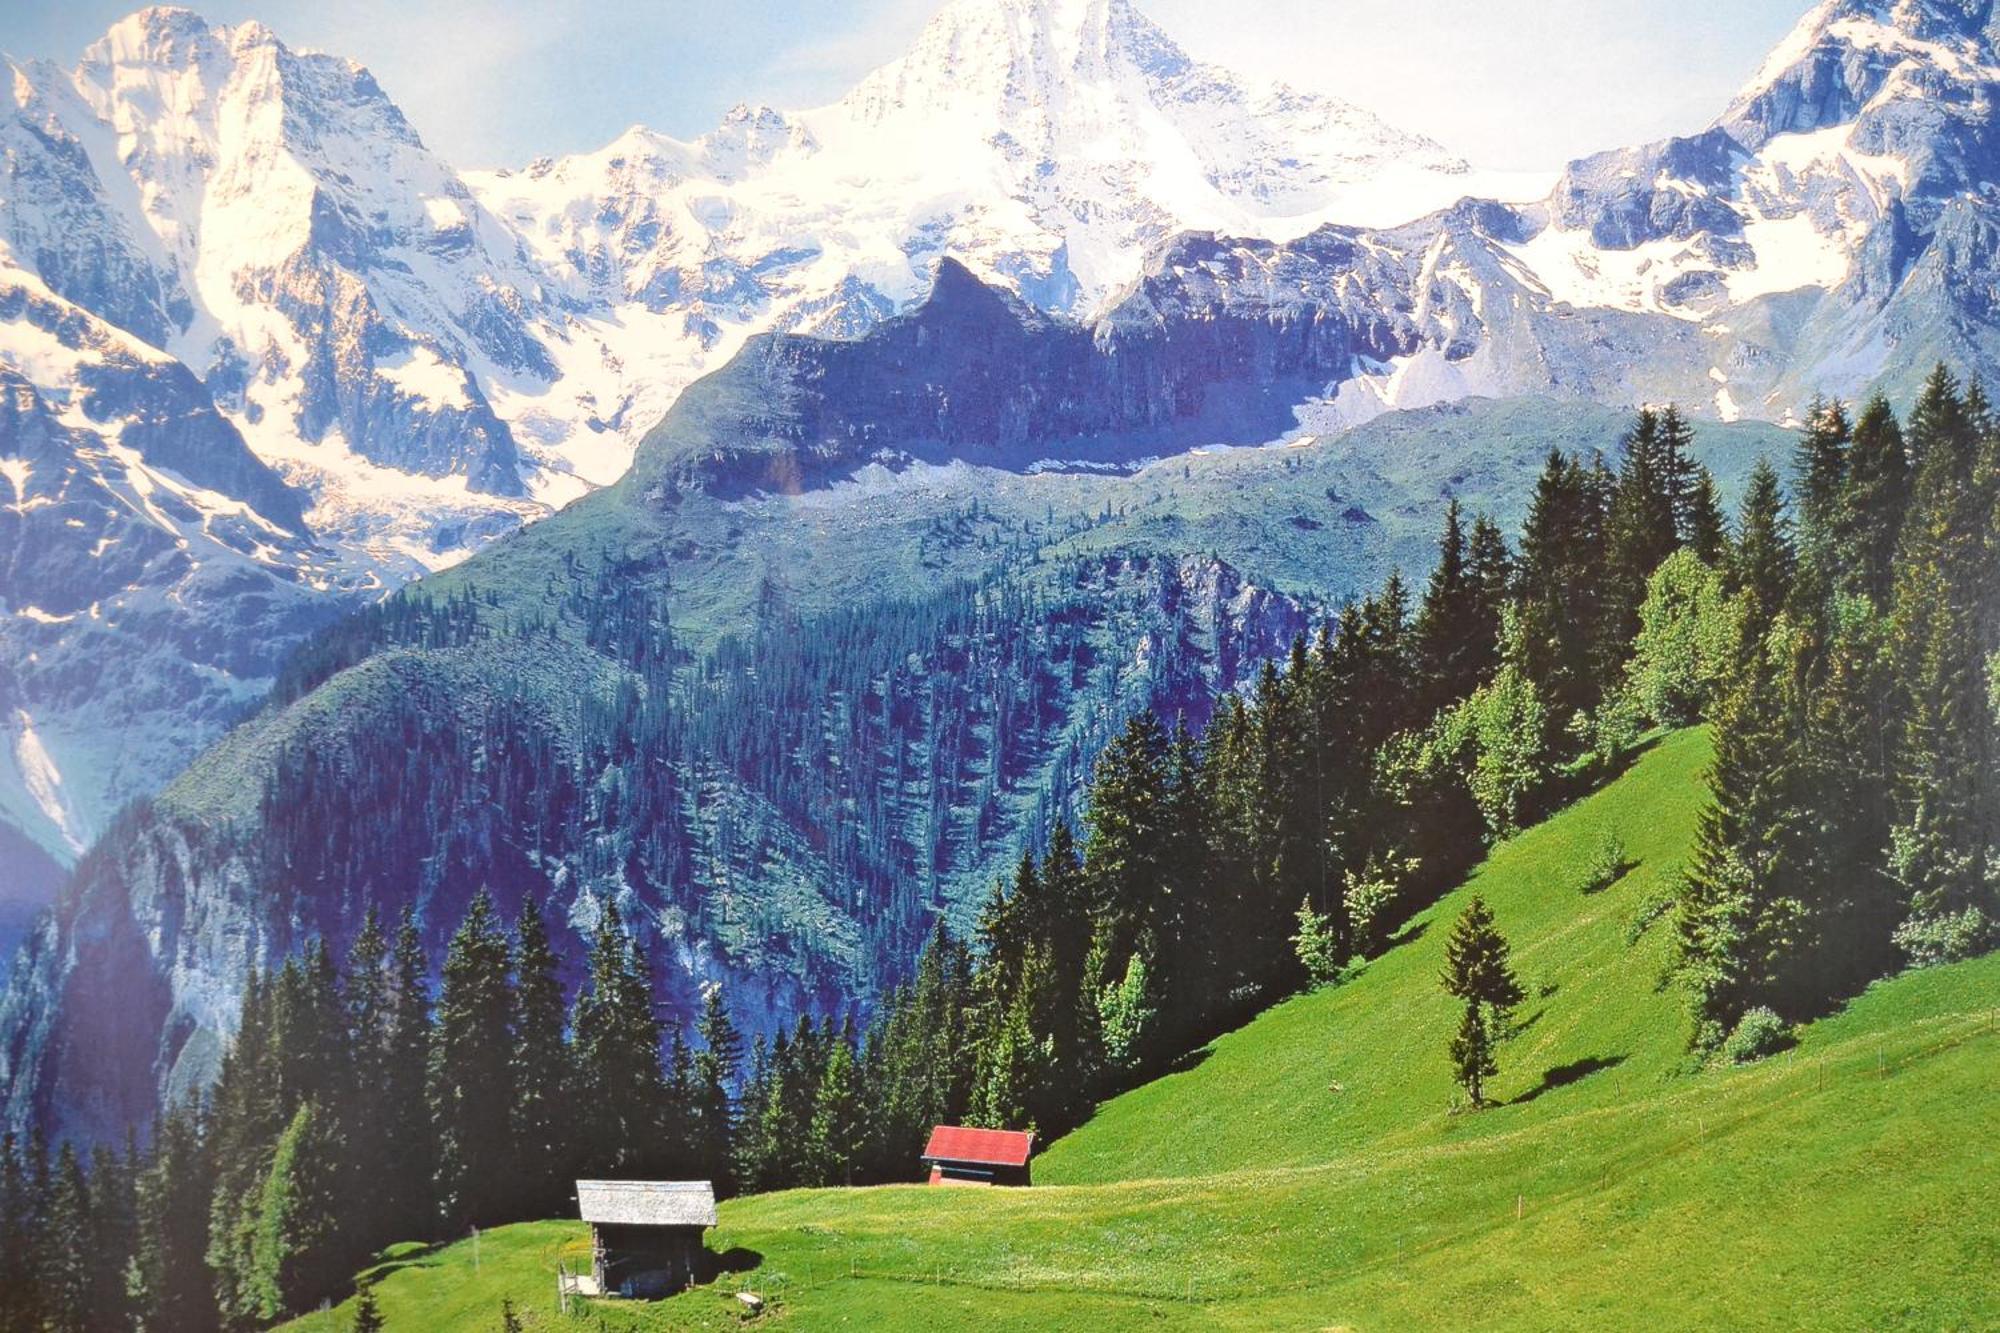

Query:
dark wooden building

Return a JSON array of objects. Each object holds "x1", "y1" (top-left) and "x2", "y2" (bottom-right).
[
  {"x1": 921, "y1": 1126, "x2": 1035, "y2": 1186},
  {"x1": 575, "y1": 1180, "x2": 717, "y2": 1298}
]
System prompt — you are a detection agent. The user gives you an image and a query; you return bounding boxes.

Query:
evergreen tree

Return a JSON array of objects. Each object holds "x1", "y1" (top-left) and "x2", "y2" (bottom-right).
[
  {"x1": 971, "y1": 951, "x2": 1050, "y2": 1131},
  {"x1": 694, "y1": 987, "x2": 743, "y2": 1196},
  {"x1": 1439, "y1": 897, "x2": 1524, "y2": 1106},
  {"x1": 1511, "y1": 448, "x2": 1610, "y2": 732},
  {"x1": 350, "y1": 1283, "x2": 385, "y2": 1333},
  {"x1": 343, "y1": 909, "x2": 393, "y2": 1251},
  {"x1": 808, "y1": 1035, "x2": 865, "y2": 1186},
  {"x1": 40, "y1": 1143, "x2": 92, "y2": 1333},
  {"x1": 1414, "y1": 498, "x2": 1494, "y2": 715},
  {"x1": 662, "y1": 1030, "x2": 700, "y2": 1180},
  {"x1": 1888, "y1": 366, "x2": 1997, "y2": 961},
  {"x1": 1674, "y1": 631, "x2": 1807, "y2": 1044},
  {"x1": 1794, "y1": 398, "x2": 1852, "y2": 590},
  {"x1": 380, "y1": 909, "x2": 438, "y2": 1243},
  {"x1": 1084, "y1": 711, "x2": 1173, "y2": 974},
  {"x1": 1840, "y1": 393, "x2": 1911, "y2": 605},
  {"x1": 1604, "y1": 409, "x2": 1683, "y2": 662},
  {"x1": 1684, "y1": 468, "x2": 1728, "y2": 566},
  {"x1": 1466, "y1": 513, "x2": 1514, "y2": 649},
  {"x1": 1731, "y1": 459, "x2": 1796, "y2": 636},
  {"x1": 246, "y1": 1101, "x2": 342, "y2": 1323},
  {"x1": 207, "y1": 966, "x2": 284, "y2": 1330},
  {"x1": 510, "y1": 901, "x2": 571, "y2": 1217},
  {"x1": 430, "y1": 890, "x2": 517, "y2": 1230},
  {"x1": 87, "y1": 1139, "x2": 137, "y2": 1332},
  {"x1": 0, "y1": 1132, "x2": 43, "y2": 1333},
  {"x1": 130, "y1": 1104, "x2": 220, "y2": 1333}
]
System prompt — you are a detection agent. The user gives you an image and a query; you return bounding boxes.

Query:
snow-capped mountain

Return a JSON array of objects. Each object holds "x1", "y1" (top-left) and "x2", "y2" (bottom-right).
[
  {"x1": 464, "y1": 0, "x2": 1535, "y2": 490},
  {"x1": 0, "y1": 265, "x2": 344, "y2": 874},
  {"x1": 0, "y1": 0, "x2": 1521, "y2": 875},
  {"x1": 475, "y1": 0, "x2": 1512, "y2": 329},
  {"x1": 1180, "y1": 0, "x2": 2000, "y2": 427}
]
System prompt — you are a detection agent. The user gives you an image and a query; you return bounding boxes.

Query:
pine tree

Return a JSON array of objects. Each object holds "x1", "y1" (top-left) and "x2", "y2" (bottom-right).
[
  {"x1": 1730, "y1": 459, "x2": 1796, "y2": 636},
  {"x1": 87, "y1": 1139, "x2": 137, "y2": 1332},
  {"x1": 1794, "y1": 398, "x2": 1852, "y2": 591},
  {"x1": 246, "y1": 1101, "x2": 342, "y2": 1322},
  {"x1": 573, "y1": 902, "x2": 667, "y2": 1180},
  {"x1": 343, "y1": 909, "x2": 392, "y2": 1252},
  {"x1": 807, "y1": 1037, "x2": 864, "y2": 1186},
  {"x1": 1512, "y1": 448, "x2": 1610, "y2": 732},
  {"x1": 510, "y1": 901, "x2": 571, "y2": 1217},
  {"x1": 40, "y1": 1143, "x2": 92, "y2": 1333},
  {"x1": 1887, "y1": 366, "x2": 1997, "y2": 961},
  {"x1": 1674, "y1": 632, "x2": 1806, "y2": 1044},
  {"x1": 1084, "y1": 711, "x2": 1173, "y2": 974},
  {"x1": 208, "y1": 965, "x2": 284, "y2": 1330},
  {"x1": 1604, "y1": 408, "x2": 1683, "y2": 663},
  {"x1": 1840, "y1": 393, "x2": 1911, "y2": 605},
  {"x1": 971, "y1": 951, "x2": 1050, "y2": 1132},
  {"x1": 130, "y1": 1104, "x2": 220, "y2": 1333},
  {"x1": 1659, "y1": 405, "x2": 1706, "y2": 546},
  {"x1": 0, "y1": 1132, "x2": 44, "y2": 1333},
  {"x1": 1467, "y1": 513, "x2": 1514, "y2": 642},
  {"x1": 430, "y1": 890, "x2": 516, "y2": 1230},
  {"x1": 380, "y1": 908, "x2": 437, "y2": 1243},
  {"x1": 694, "y1": 987, "x2": 742, "y2": 1196},
  {"x1": 1414, "y1": 498, "x2": 1481, "y2": 714},
  {"x1": 1439, "y1": 896, "x2": 1524, "y2": 1107},
  {"x1": 350, "y1": 1283, "x2": 384, "y2": 1333},
  {"x1": 1684, "y1": 467, "x2": 1728, "y2": 565}
]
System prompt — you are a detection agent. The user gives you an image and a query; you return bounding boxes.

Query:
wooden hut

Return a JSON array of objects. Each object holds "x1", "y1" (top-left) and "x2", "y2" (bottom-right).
[
  {"x1": 920, "y1": 1126, "x2": 1035, "y2": 1186},
  {"x1": 575, "y1": 1180, "x2": 717, "y2": 1298}
]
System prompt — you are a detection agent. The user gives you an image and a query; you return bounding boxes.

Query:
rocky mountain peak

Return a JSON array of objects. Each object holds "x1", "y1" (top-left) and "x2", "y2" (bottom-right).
[{"x1": 1722, "y1": 0, "x2": 2000, "y2": 150}]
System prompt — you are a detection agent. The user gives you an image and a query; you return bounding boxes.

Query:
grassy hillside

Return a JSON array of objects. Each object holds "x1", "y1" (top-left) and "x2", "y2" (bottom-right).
[{"x1": 286, "y1": 730, "x2": 2000, "y2": 1330}]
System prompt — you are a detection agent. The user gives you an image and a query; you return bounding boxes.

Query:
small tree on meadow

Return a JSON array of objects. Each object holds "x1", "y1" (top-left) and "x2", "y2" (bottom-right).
[
  {"x1": 1291, "y1": 899, "x2": 1342, "y2": 988},
  {"x1": 350, "y1": 1282, "x2": 384, "y2": 1333},
  {"x1": 1440, "y1": 896, "x2": 1524, "y2": 1107}
]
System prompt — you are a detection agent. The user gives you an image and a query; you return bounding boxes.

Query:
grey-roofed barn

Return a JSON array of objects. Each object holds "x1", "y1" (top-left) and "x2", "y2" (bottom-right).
[{"x1": 575, "y1": 1181, "x2": 717, "y2": 1297}]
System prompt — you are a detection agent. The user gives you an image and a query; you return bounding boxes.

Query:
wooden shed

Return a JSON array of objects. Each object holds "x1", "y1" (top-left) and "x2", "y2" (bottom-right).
[
  {"x1": 575, "y1": 1180, "x2": 717, "y2": 1298},
  {"x1": 921, "y1": 1126, "x2": 1035, "y2": 1186}
]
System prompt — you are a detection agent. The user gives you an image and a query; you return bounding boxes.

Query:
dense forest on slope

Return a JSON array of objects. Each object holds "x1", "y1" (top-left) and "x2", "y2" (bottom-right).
[
  {"x1": 316, "y1": 743, "x2": 1993, "y2": 1331},
  {"x1": 7, "y1": 366, "x2": 1996, "y2": 1328},
  {"x1": 4, "y1": 259, "x2": 1792, "y2": 1147}
]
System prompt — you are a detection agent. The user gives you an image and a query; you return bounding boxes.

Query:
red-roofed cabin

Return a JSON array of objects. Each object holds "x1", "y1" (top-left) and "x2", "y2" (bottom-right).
[{"x1": 921, "y1": 1125, "x2": 1035, "y2": 1186}]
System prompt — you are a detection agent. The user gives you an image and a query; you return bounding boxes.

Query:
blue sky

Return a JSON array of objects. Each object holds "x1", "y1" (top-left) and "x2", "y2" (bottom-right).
[{"x1": 3, "y1": 0, "x2": 1812, "y2": 171}]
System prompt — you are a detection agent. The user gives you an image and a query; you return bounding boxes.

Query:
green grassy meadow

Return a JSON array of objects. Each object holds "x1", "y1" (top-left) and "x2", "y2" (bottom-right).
[{"x1": 286, "y1": 729, "x2": 2000, "y2": 1330}]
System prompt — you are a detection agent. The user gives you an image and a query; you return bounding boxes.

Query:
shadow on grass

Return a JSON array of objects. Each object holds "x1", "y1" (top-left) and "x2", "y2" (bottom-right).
[
  {"x1": 1166, "y1": 1045, "x2": 1215, "y2": 1076},
  {"x1": 1513, "y1": 1054, "x2": 1628, "y2": 1105},
  {"x1": 705, "y1": 1246, "x2": 765, "y2": 1280},
  {"x1": 1386, "y1": 918, "x2": 1429, "y2": 949},
  {"x1": 1581, "y1": 857, "x2": 1640, "y2": 895}
]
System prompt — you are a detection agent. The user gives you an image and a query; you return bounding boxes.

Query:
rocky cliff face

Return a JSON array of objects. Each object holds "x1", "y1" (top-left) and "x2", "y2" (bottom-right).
[{"x1": 0, "y1": 272, "x2": 346, "y2": 882}]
